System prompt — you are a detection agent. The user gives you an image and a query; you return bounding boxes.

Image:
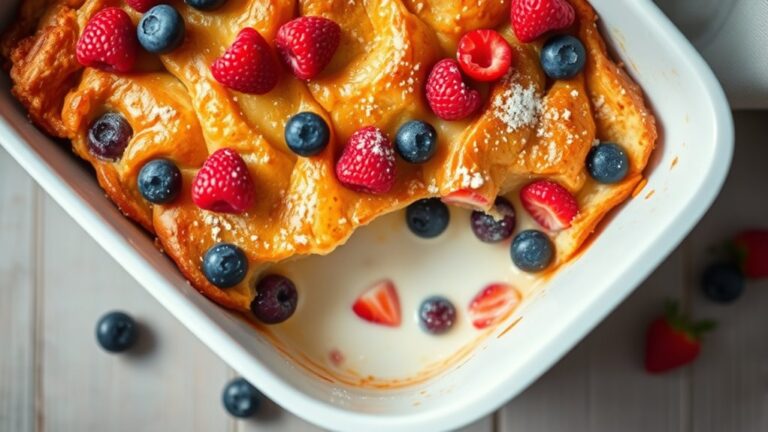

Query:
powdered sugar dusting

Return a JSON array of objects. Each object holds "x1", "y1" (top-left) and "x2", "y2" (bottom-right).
[{"x1": 492, "y1": 81, "x2": 543, "y2": 133}]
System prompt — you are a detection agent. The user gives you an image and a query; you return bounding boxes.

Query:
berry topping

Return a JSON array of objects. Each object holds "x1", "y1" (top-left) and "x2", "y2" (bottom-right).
[
  {"x1": 457, "y1": 29, "x2": 513, "y2": 82},
  {"x1": 285, "y1": 112, "x2": 330, "y2": 157},
  {"x1": 511, "y1": 230, "x2": 554, "y2": 273},
  {"x1": 470, "y1": 197, "x2": 516, "y2": 243},
  {"x1": 510, "y1": 0, "x2": 575, "y2": 43},
  {"x1": 395, "y1": 120, "x2": 438, "y2": 164},
  {"x1": 586, "y1": 142, "x2": 629, "y2": 184},
  {"x1": 126, "y1": 0, "x2": 160, "y2": 13},
  {"x1": 222, "y1": 378, "x2": 261, "y2": 418},
  {"x1": 352, "y1": 280, "x2": 401, "y2": 327},
  {"x1": 419, "y1": 296, "x2": 457, "y2": 335},
  {"x1": 730, "y1": 230, "x2": 768, "y2": 279},
  {"x1": 87, "y1": 112, "x2": 133, "y2": 160},
  {"x1": 76, "y1": 8, "x2": 138, "y2": 73},
  {"x1": 335, "y1": 126, "x2": 396, "y2": 194},
  {"x1": 138, "y1": 159, "x2": 182, "y2": 204},
  {"x1": 406, "y1": 198, "x2": 450, "y2": 239},
  {"x1": 211, "y1": 28, "x2": 279, "y2": 94},
  {"x1": 645, "y1": 301, "x2": 715, "y2": 374},
  {"x1": 426, "y1": 59, "x2": 481, "y2": 121},
  {"x1": 468, "y1": 283, "x2": 522, "y2": 330},
  {"x1": 441, "y1": 189, "x2": 492, "y2": 209},
  {"x1": 137, "y1": 5, "x2": 186, "y2": 54},
  {"x1": 520, "y1": 180, "x2": 579, "y2": 231},
  {"x1": 540, "y1": 34, "x2": 586, "y2": 80},
  {"x1": 251, "y1": 275, "x2": 298, "y2": 324},
  {"x1": 95, "y1": 311, "x2": 138, "y2": 353},
  {"x1": 192, "y1": 148, "x2": 255, "y2": 214},
  {"x1": 276, "y1": 16, "x2": 341, "y2": 80},
  {"x1": 202, "y1": 243, "x2": 248, "y2": 288},
  {"x1": 185, "y1": 0, "x2": 228, "y2": 11},
  {"x1": 701, "y1": 262, "x2": 745, "y2": 304}
]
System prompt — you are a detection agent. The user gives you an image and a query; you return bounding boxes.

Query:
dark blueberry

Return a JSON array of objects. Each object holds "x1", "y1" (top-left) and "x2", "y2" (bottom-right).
[
  {"x1": 137, "y1": 5, "x2": 185, "y2": 54},
  {"x1": 471, "y1": 197, "x2": 516, "y2": 243},
  {"x1": 406, "y1": 198, "x2": 450, "y2": 238},
  {"x1": 88, "y1": 112, "x2": 133, "y2": 160},
  {"x1": 284, "y1": 112, "x2": 330, "y2": 157},
  {"x1": 511, "y1": 230, "x2": 554, "y2": 273},
  {"x1": 418, "y1": 296, "x2": 456, "y2": 335},
  {"x1": 202, "y1": 243, "x2": 248, "y2": 288},
  {"x1": 586, "y1": 142, "x2": 630, "y2": 184},
  {"x1": 540, "y1": 35, "x2": 586, "y2": 80},
  {"x1": 137, "y1": 159, "x2": 182, "y2": 204},
  {"x1": 222, "y1": 378, "x2": 261, "y2": 418},
  {"x1": 701, "y1": 262, "x2": 745, "y2": 304},
  {"x1": 395, "y1": 120, "x2": 438, "y2": 164},
  {"x1": 95, "y1": 311, "x2": 138, "y2": 353},
  {"x1": 251, "y1": 274, "x2": 298, "y2": 324},
  {"x1": 185, "y1": 0, "x2": 228, "y2": 11}
]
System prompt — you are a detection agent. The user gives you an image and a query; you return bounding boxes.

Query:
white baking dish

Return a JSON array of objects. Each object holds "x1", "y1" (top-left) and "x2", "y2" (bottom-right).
[{"x1": 0, "y1": 1, "x2": 732, "y2": 431}]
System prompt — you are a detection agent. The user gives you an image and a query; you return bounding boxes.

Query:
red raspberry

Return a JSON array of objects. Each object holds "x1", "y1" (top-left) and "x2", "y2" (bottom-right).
[
  {"x1": 276, "y1": 16, "x2": 341, "y2": 80},
  {"x1": 335, "y1": 126, "x2": 396, "y2": 195},
  {"x1": 510, "y1": 0, "x2": 575, "y2": 43},
  {"x1": 192, "y1": 148, "x2": 255, "y2": 214},
  {"x1": 211, "y1": 28, "x2": 279, "y2": 95},
  {"x1": 125, "y1": 0, "x2": 160, "y2": 13},
  {"x1": 457, "y1": 29, "x2": 513, "y2": 82},
  {"x1": 425, "y1": 59, "x2": 481, "y2": 121},
  {"x1": 76, "y1": 8, "x2": 138, "y2": 73},
  {"x1": 520, "y1": 179, "x2": 579, "y2": 231}
]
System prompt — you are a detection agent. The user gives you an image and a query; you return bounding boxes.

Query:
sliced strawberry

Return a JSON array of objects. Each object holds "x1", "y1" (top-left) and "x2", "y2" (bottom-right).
[
  {"x1": 441, "y1": 189, "x2": 492, "y2": 210},
  {"x1": 335, "y1": 126, "x2": 396, "y2": 194},
  {"x1": 211, "y1": 28, "x2": 279, "y2": 95},
  {"x1": 191, "y1": 148, "x2": 255, "y2": 214},
  {"x1": 510, "y1": 0, "x2": 575, "y2": 43},
  {"x1": 352, "y1": 280, "x2": 401, "y2": 327},
  {"x1": 276, "y1": 16, "x2": 341, "y2": 80},
  {"x1": 645, "y1": 301, "x2": 715, "y2": 374},
  {"x1": 425, "y1": 59, "x2": 481, "y2": 120},
  {"x1": 457, "y1": 29, "x2": 513, "y2": 82},
  {"x1": 76, "y1": 8, "x2": 138, "y2": 73},
  {"x1": 468, "y1": 283, "x2": 522, "y2": 329},
  {"x1": 520, "y1": 180, "x2": 579, "y2": 231}
]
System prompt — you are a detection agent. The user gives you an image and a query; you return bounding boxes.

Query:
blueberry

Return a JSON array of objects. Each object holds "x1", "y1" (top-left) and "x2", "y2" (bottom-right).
[
  {"x1": 395, "y1": 120, "x2": 438, "y2": 164},
  {"x1": 406, "y1": 198, "x2": 450, "y2": 238},
  {"x1": 88, "y1": 112, "x2": 133, "y2": 160},
  {"x1": 701, "y1": 262, "x2": 745, "y2": 304},
  {"x1": 222, "y1": 378, "x2": 261, "y2": 418},
  {"x1": 418, "y1": 296, "x2": 456, "y2": 334},
  {"x1": 284, "y1": 112, "x2": 330, "y2": 157},
  {"x1": 586, "y1": 143, "x2": 629, "y2": 184},
  {"x1": 185, "y1": 0, "x2": 228, "y2": 11},
  {"x1": 251, "y1": 275, "x2": 298, "y2": 324},
  {"x1": 511, "y1": 230, "x2": 554, "y2": 273},
  {"x1": 95, "y1": 311, "x2": 138, "y2": 353},
  {"x1": 471, "y1": 197, "x2": 516, "y2": 243},
  {"x1": 137, "y1": 159, "x2": 182, "y2": 204},
  {"x1": 137, "y1": 5, "x2": 185, "y2": 54},
  {"x1": 540, "y1": 35, "x2": 586, "y2": 80},
  {"x1": 202, "y1": 243, "x2": 248, "y2": 288}
]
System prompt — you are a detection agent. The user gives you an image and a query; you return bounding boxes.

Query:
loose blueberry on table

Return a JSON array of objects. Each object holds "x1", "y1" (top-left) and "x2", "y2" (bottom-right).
[
  {"x1": 395, "y1": 120, "x2": 438, "y2": 164},
  {"x1": 95, "y1": 311, "x2": 138, "y2": 353},
  {"x1": 701, "y1": 262, "x2": 745, "y2": 304},
  {"x1": 511, "y1": 230, "x2": 555, "y2": 273},
  {"x1": 138, "y1": 159, "x2": 182, "y2": 204},
  {"x1": 284, "y1": 112, "x2": 330, "y2": 157},
  {"x1": 419, "y1": 296, "x2": 457, "y2": 335},
  {"x1": 137, "y1": 5, "x2": 186, "y2": 54},
  {"x1": 470, "y1": 197, "x2": 516, "y2": 243},
  {"x1": 406, "y1": 198, "x2": 451, "y2": 239},
  {"x1": 251, "y1": 274, "x2": 298, "y2": 324},
  {"x1": 540, "y1": 34, "x2": 586, "y2": 80},
  {"x1": 222, "y1": 377, "x2": 261, "y2": 418},
  {"x1": 586, "y1": 142, "x2": 630, "y2": 184},
  {"x1": 202, "y1": 243, "x2": 249, "y2": 288},
  {"x1": 87, "y1": 112, "x2": 133, "y2": 160}
]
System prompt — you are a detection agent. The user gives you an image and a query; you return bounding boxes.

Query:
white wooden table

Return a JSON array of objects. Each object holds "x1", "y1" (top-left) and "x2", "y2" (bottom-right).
[{"x1": 1, "y1": 111, "x2": 766, "y2": 432}]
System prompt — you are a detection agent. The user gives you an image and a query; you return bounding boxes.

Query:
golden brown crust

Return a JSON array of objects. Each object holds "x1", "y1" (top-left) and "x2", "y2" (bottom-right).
[{"x1": 2, "y1": 0, "x2": 658, "y2": 312}]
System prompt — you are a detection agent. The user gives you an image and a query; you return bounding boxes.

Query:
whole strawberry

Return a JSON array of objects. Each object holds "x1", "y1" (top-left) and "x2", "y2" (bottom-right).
[
  {"x1": 276, "y1": 16, "x2": 341, "y2": 80},
  {"x1": 211, "y1": 28, "x2": 279, "y2": 94},
  {"x1": 126, "y1": 0, "x2": 160, "y2": 13},
  {"x1": 426, "y1": 59, "x2": 481, "y2": 121},
  {"x1": 335, "y1": 126, "x2": 396, "y2": 194},
  {"x1": 731, "y1": 229, "x2": 768, "y2": 279},
  {"x1": 76, "y1": 8, "x2": 138, "y2": 73},
  {"x1": 645, "y1": 301, "x2": 715, "y2": 374},
  {"x1": 510, "y1": 0, "x2": 575, "y2": 43},
  {"x1": 192, "y1": 148, "x2": 255, "y2": 214}
]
